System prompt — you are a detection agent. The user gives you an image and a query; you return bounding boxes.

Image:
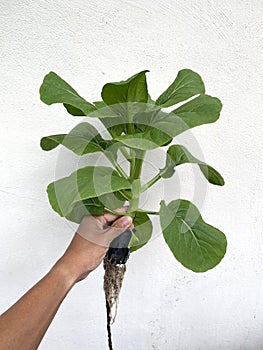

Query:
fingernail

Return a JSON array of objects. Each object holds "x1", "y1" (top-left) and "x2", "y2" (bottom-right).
[{"x1": 121, "y1": 216, "x2": 132, "y2": 227}]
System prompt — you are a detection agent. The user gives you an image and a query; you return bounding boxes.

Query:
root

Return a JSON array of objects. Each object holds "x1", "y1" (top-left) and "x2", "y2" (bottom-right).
[
  {"x1": 103, "y1": 259, "x2": 127, "y2": 350},
  {"x1": 103, "y1": 229, "x2": 132, "y2": 350},
  {"x1": 103, "y1": 259, "x2": 127, "y2": 324},
  {"x1": 106, "y1": 299, "x2": 113, "y2": 350}
]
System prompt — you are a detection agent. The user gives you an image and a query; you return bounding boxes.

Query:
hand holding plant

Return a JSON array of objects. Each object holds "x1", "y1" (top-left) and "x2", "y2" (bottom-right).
[{"x1": 56, "y1": 209, "x2": 133, "y2": 283}]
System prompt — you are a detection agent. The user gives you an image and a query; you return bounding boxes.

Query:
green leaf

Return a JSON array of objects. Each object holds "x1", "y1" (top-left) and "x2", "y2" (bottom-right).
[
  {"x1": 65, "y1": 192, "x2": 125, "y2": 223},
  {"x1": 156, "y1": 69, "x2": 205, "y2": 107},
  {"x1": 92, "y1": 101, "x2": 122, "y2": 118},
  {"x1": 114, "y1": 110, "x2": 172, "y2": 150},
  {"x1": 40, "y1": 122, "x2": 115, "y2": 156},
  {"x1": 65, "y1": 198, "x2": 105, "y2": 223},
  {"x1": 40, "y1": 134, "x2": 66, "y2": 151},
  {"x1": 115, "y1": 95, "x2": 222, "y2": 150},
  {"x1": 83, "y1": 101, "x2": 130, "y2": 148},
  {"x1": 93, "y1": 100, "x2": 127, "y2": 137},
  {"x1": 115, "y1": 130, "x2": 171, "y2": 150},
  {"x1": 101, "y1": 117, "x2": 127, "y2": 137},
  {"x1": 102, "y1": 70, "x2": 149, "y2": 105},
  {"x1": 64, "y1": 104, "x2": 86, "y2": 116},
  {"x1": 101, "y1": 70, "x2": 149, "y2": 117},
  {"x1": 93, "y1": 101, "x2": 107, "y2": 109},
  {"x1": 172, "y1": 94, "x2": 222, "y2": 128},
  {"x1": 129, "y1": 212, "x2": 153, "y2": 252},
  {"x1": 152, "y1": 94, "x2": 222, "y2": 138},
  {"x1": 160, "y1": 145, "x2": 224, "y2": 186},
  {"x1": 160, "y1": 200, "x2": 227, "y2": 272},
  {"x1": 47, "y1": 166, "x2": 131, "y2": 217},
  {"x1": 40, "y1": 72, "x2": 96, "y2": 115}
]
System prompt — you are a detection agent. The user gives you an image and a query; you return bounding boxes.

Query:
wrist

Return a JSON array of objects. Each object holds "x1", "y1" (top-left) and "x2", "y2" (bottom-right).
[
  {"x1": 51, "y1": 258, "x2": 88, "y2": 288},
  {"x1": 55, "y1": 238, "x2": 108, "y2": 283}
]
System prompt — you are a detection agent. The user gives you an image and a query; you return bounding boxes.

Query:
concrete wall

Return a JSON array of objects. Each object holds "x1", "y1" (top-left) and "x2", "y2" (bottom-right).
[{"x1": 1, "y1": 0, "x2": 263, "y2": 348}]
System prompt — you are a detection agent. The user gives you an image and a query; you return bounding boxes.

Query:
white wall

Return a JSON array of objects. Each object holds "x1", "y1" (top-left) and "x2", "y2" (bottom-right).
[{"x1": 1, "y1": 0, "x2": 263, "y2": 349}]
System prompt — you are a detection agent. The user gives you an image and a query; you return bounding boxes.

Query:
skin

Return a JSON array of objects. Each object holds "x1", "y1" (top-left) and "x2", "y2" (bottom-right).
[{"x1": 0, "y1": 209, "x2": 133, "y2": 350}]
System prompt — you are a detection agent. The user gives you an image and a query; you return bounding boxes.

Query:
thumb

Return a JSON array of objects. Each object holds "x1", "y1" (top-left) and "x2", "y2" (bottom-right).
[{"x1": 107, "y1": 216, "x2": 133, "y2": 240}]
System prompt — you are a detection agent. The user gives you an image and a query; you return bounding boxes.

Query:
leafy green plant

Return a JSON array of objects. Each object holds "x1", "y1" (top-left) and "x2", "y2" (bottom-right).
[{"x1": 40, "y1": 69, "x2": 227, "y2": 349}]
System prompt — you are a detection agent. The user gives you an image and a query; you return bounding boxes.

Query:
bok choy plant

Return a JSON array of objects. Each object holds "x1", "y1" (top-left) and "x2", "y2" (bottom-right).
[{"x1": 40, "y1": 69, "x2": 227, "y2": 349}]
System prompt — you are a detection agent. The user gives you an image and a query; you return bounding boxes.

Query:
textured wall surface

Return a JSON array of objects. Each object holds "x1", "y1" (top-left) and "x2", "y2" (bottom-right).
[{"x1": 1, "y1": 1, "x2": 263, "y2": 349}]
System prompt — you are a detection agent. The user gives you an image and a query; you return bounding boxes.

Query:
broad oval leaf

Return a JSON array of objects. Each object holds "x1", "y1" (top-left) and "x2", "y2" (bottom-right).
[
  {"x1": 152, "y1": 94, "x2": 222, "y2": 138},
  {"x1": 40, "y1": 134, "x2": 66, "y2": 152},
  {"x1": 40, "y1": 72, "x2": 96, "y2": 115},
  {"x1": 115, "y1": 95, "x2": 222, "y2": 151},
  {"x1": 101, "y1": 71, "x2": 149, "y2": 117},
  {"x1": 156, "y1": 69, "x2": 205, "y2": 107},
  {"x1": 101, "y1": 70, "x2": 149, "y2": 105},
  {"x1": 47, "y1": 166, "x2": 131, "y2": 217},
  {"x1": 160, "y1": 144, "x2": 224, "y2": 186},
  {"x1": 172, "y1": 94, "x2": 222, "y2": 128},
  {"x1": 65, "y1": 192, "x2": 126, "y2": 223},
  {"x1": 129, "y1": 212, "x2": 153, "y2": 252},
  {"x1": 65, "y1": 197, "x2": 105, "y2": 223},
  {"x1": 40, "y1": 122, "x2": 115, "y2": 156},
  {"x1": 160, "y1": 200, "x2": 227, "y2": 272},
  {"x1": 93, "y1": 101, "x2": 127, "y2": 137},
  {"x1": 114, "y1": 109, "x2": 172, "y2": 150},
  {"x1": 115, "y1": 130, "x2": 172, "y2": 150},
  {"x1": 64, "y1": 104, "x2": 86, "y2": 116}
]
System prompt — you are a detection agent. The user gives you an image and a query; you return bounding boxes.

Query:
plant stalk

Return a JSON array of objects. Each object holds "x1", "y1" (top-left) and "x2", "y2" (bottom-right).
[
  {"x1": 99, "y1": 143, "x2": 128, "y2": 179},
  {"x1": 111, "y1": 159, "x2": 128, "y2": 179},
  {"x1": 141, "y1": 172, "x2": 162, "y2": 192},
  {"x1": 129, "y1": 150, "x2": 145, "y2": 212},
  {"x1": 127, "y1": 108, "x2": 135, "y2": 135},
  {"x1": 136, "y1": 208, "x2": 159, "y2": 215},
  {"x1": 120, "y1": 146, "x2": 131, "y2": 162},
  {"x1": 118, "y1": 190, "x2": 131, "y2": 201}
]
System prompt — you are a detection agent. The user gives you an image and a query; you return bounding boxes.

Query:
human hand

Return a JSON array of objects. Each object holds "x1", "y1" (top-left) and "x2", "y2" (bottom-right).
[{"x1": 55, "y1": 208, "x2": 133, "y2": 284}]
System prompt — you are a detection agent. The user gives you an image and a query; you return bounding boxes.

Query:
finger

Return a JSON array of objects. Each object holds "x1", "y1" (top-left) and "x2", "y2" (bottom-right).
[
  {"x1": 106, "y1": 215, "x2": 133, "y2": 240},
  {"x1": 111, "y1": 215, "x2": 132, "y2": 228},
  {"x1": 103, "y1": 206, "x2": 129, "y2": 223}
]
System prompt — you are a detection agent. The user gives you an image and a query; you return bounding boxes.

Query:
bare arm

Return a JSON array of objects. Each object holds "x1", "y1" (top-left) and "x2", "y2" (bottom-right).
[{"x1": 0, "y1": 211, "x2": 132, "y2": 350}]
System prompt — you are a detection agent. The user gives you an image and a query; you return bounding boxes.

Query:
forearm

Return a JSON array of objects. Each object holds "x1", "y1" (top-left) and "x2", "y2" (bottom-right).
[
  {"x1": 0, "y1": 214, "x2": 132, "y2": 350},
  {"x1": 0, "y1": 263, "x2": 77, "y2": 350}
]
